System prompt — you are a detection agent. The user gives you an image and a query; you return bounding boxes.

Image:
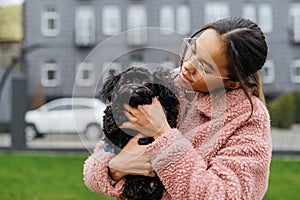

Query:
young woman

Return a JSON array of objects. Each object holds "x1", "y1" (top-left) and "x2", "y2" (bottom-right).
[{"x1": 84, "y1": 17, "x2": 272, "y2": 200}]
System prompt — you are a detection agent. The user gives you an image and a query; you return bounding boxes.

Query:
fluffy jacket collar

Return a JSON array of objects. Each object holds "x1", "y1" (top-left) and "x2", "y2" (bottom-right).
[
  {"x1": 179, "y1": 89, "x2": 259, "y2": 159},
  {"x1": 195, "y1": 88, "x2": 253, "y2": 120}
]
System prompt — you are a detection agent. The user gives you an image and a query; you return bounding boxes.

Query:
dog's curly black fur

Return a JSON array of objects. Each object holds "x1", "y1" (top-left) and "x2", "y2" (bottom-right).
[{"x1": 100, "y1": 67, "x2": 179, "y2": 200}]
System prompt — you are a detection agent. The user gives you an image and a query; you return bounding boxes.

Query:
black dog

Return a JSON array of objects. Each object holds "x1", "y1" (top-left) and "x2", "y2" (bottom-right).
[{"x1": 100, "y1": 67, "x2": 179, "y2": 200}]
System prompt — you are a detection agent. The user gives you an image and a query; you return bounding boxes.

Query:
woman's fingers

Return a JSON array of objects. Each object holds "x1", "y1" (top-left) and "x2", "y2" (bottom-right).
[
  {"x1": 141, "y1": 171, "x2": 156, "y2": 178},
  {"x1": 124, "y1": 104, "x2": 151, "y2": 126},
  {"x1": 119, "y1": 121, "x2": 134, "y2": 130},
  {"x1": 124, "y1": 110, "x2": 137, "y2": 123},
  {"x1": 122, "y1": 97, "x2": 170, "y2": 137},
  {"x1": 124, "y1": 104, "x2": 138, "y2": 115},
  {"x1": 148, "y1": 172, "x2": 156, "y2": 177},
  {"x1": 128, "y1": 163, "x2": 155, "y2": 177},
  {"x1": 124, "y1": 101, "x2": 152, "y2": 116}
]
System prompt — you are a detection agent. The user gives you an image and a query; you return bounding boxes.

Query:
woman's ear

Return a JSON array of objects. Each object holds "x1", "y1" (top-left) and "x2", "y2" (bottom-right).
[{"x1": 224, "y1": 80, "x2": 241, "y2": 89}]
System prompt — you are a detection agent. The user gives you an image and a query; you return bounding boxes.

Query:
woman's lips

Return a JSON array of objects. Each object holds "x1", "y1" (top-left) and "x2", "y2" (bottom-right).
[{"x1": 180, "y1": 71, "x2": 192, "y2": 83}]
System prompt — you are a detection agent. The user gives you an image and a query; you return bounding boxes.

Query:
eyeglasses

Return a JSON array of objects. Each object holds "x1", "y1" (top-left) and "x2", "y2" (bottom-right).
[{"x1": 180, "y1": 37, "x2": 230, "y2": 79}]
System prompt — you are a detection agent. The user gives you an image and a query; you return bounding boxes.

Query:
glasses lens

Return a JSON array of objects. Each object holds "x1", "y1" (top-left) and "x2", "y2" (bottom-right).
[
  {"x1": 180, "y1": 39, "x2": 193, "y2": 61},
  {"x1": 180, "y1": 40, "x2": 188, "y2": 60},
  {"x1": 180, "y1": 36, "x2": 226, "y2": 78}
]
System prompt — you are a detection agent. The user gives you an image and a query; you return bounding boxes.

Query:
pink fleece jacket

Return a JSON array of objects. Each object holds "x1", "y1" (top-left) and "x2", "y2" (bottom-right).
[{"x1": 83, "y1": 88, "x2": 272, "y2": 200}]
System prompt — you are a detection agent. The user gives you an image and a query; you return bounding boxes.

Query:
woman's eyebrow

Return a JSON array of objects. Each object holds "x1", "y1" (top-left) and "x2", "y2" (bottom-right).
[{"x1": 200, "y1": 59, "x2": 215, "y2": 71}]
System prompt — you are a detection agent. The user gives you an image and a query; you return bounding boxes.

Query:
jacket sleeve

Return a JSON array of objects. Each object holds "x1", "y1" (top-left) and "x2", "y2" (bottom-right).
[
  {"x1": 146, "y1": 119, "x2": 272, "y2": 200},
  {"x1": 83, "y1": 140, "x2": 125, "y2": 197}
]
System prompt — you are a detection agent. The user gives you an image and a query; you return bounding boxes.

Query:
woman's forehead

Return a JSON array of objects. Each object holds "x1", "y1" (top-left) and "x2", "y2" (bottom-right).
[
  {"x1": 195, "y1": 29, "x2": 228, "y2": 70},
  {"x1": 196, "y1": 29, "x2": 224, "y2": 54}
]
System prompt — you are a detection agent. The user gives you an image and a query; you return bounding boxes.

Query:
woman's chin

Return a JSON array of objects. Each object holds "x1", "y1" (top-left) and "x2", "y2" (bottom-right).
[{"x1": 178, "y1": 74, "x2": 193, "y2": 91}]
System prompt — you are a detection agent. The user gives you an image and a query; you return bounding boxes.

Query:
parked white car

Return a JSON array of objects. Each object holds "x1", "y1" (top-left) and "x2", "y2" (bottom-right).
[{"x1": 25, "y1": 98, "x2": 106, "y2": 141}]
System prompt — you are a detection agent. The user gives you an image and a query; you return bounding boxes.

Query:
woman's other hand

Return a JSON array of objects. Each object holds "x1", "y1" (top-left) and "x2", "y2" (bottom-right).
[
  {"x1": 108, "y1": 135, "x2": 156, "y2": 181},
  {"x1": 121, "y1": 97, "x2": 171, "y2": 139}
]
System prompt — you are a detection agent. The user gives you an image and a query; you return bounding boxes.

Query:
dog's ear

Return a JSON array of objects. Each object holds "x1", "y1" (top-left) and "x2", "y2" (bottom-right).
[{"x1": 100, "y1": 74, "x2": 121, "y2": 102}]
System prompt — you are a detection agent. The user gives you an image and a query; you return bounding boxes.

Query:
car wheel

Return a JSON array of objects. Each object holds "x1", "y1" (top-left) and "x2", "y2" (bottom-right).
[
  {"x1": 25, "y1": 124, "x2": 40, "y2": 141},
  {"x1": 85, "y1": 124, "x2": 103, "y2": 141}
]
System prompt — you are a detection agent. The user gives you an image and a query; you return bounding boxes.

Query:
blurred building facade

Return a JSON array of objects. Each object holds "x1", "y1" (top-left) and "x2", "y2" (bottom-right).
[
  {"x1": 24, "y1": 0, "x2": 300, "y2": 103},
  {"x1": 0, "y1": 5, "x2": 23, "y2": 131},
  {"x1": 0, "y1": 5, "x2": 23, "y2": 69}
]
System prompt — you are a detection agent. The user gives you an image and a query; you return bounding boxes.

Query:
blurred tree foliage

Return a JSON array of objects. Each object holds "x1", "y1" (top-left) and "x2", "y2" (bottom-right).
[
  {"x1": 0, "y1": 5, "x2": 23, "y2": 41},
  {"x1": 267, "y1": 93, "x2": 296, "y2": 129},
  {"x1": 292, "y1": 91, "x2": 300, "y2": 124}
]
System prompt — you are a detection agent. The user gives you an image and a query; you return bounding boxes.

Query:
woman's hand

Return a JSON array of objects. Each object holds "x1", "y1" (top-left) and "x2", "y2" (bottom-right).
[
  {"x1": 121, "y1": 97, "x2": 171, "y2": 139},
  {"x1": 108, "y1": 135, "x2": 156, "y2": 181}
]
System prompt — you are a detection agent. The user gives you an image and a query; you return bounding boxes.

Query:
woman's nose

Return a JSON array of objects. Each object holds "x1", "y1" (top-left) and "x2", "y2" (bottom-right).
[{"x1": 182, "y1": 61, "x2": 196, "y2": 74}]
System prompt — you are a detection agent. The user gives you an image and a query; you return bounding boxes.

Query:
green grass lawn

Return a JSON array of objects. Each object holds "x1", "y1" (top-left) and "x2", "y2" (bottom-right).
[
  {"x1": 0, "y1": 153, "x2": 114, "y2": 200},
  {"x1": 0, "y1": 153, "x2": 299, "y2": 200},
  {"x1": 263, "y1": 157, "x2": 300, "y2": 200}
]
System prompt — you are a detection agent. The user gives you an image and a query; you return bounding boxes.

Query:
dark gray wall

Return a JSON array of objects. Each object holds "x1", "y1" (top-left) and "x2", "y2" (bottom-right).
[
  {"x1": 0, "y1": 68, "x2": 23, "y2": 131},
  {"x1": 24, "y1": 0, "x2": 300, "y2": 101}
]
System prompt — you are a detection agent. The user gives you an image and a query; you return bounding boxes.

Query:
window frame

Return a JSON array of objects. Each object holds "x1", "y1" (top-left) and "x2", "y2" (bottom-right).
[
  {"x1": 204, "y1": 2, "x2": 230, "y2": 24},
  {"x1": 41, "y1": 61, "x2": 60, "y2": 87},
  {"x1": 291, "y1": 59, "x2": 300, "y2": 83},
  {"x1": 102, "y1": 5, "x2": 121, "y2": 35},
  {"x1": 127, "y1": 5, "x2": 147, "y2": 29},
  {"x1": 160, "y1": 5, "x2": 175, "y2": 35},
  {"x1": 176, "y1": 4, "x2": 191, "y2": 35},
  {"x1": 76, "y1": 62, "x2": 95, "y2": 87},
  {"x1": 242, "y1": 3, "x2": 257, "y2": 22},
  {"x1": 75, "y1": 6, "x2": 96, "y2": 47},
  {"x1": 41, "y1": 7, "x2": 60, "y2": 37},
  {"x1": 289, "y1": 3, "x2": 300, "y2": 44},
  {"x1": 127, "y1": 4, "x2": 147, "y2": 46},
  {"x1": 258, "y1": 3, "x2": 273, "y2": 33},
  {"x1": 261, "y1": 60, "x2": 275, "y2": 84},
  {"x1": 102, "y1": 62, "x2": 122, "y2": 83}
]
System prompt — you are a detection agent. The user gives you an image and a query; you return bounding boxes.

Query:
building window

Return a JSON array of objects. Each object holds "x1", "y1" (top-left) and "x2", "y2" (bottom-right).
[
  {"x1": 76, "y1": 62, "x2": 95, "y2": 86},
  {"x1": 291, "y1": 60, "x2": 300, "y2": 83},
  {"x1": 41, "y1": 7, "x2": 60, "y2": 37},
  {"x1": 102, "y1": 62, "x2": 122, "y2": 83},
  {"x1": 289, "y1": 3, "x2": 300, "y2": 44},
  {"x1": 176, "y1": 4, "x2": 191, "y2": 35},
  {"x1": 258, "y1": 3, "x2": 273, "y2": 33},
  {"x1": 204, "y1": 2, "x2": 230, "y2": 23},
  {"x1": 102, "y1": 5, "x2": 121, "y2": 35},
  {"x1": 129, "y1": 53, "x2": 144, "y2": 67},
  {"x1": 261, "y1": 60, "x2": 275, "y2": 84},
  {"x1": 242, "y1": 3, "x2": 272, "y2": 33},
  {"x1": 75, "y1": 6, "x2": 96, "y2": 47},
  {"x1": 242, "y1": 3, "x2": 256, "y2": 22},
  {"x1": 41, "y1": 61, "x2": 59, "y2": 87},
  {"x1": 160, "y1": 5, "x2": 175, "y2": 35},
  {"x1": 127, "y1": 5, "x2": 147, "y2": 46}
]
